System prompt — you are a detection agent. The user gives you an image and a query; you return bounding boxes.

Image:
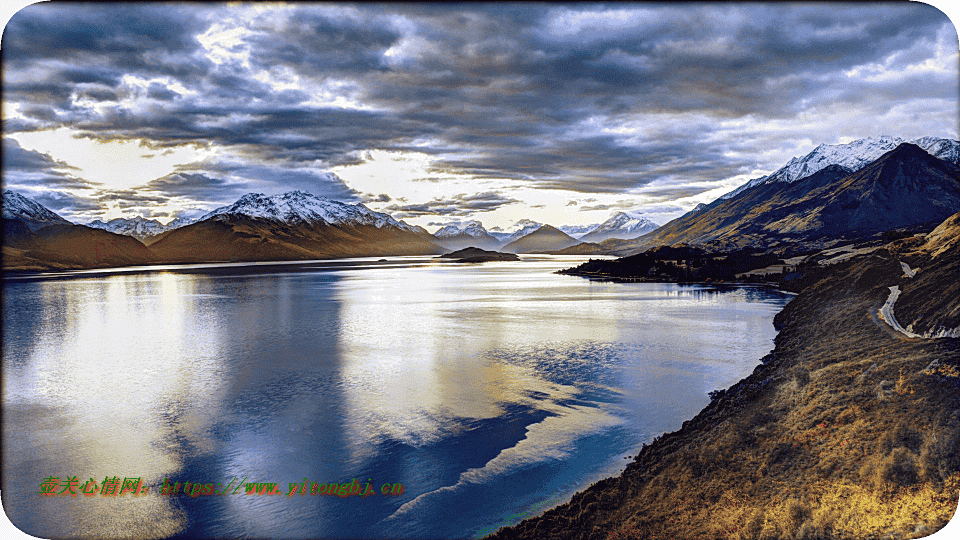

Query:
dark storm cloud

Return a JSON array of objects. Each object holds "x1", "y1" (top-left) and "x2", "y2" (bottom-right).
[
  {"x1": 143, "y1": 172, "x2": 239, "y2": 199},
  {"x1": 638, "y1": 186, "x2": 718, "y2": 200},
  {"x1": 383, "y1": 191, "x2": 518, "y2": 218},
  {"x1": 1, "y1": 138, "x2": 93, "y2": 190},
  {"x1": 3, "y1": 2, "x2": 956, "y2": 212},
  {"x1": 3, "y1": 138, "x2": 77, "y2": 172},
  {"x1": 579, "y1": 201, "x2": 636, "y2": 212},
  {"x1": 31, "y1": 190, "x2": 104, "y2": 216},
  {"x1": 99, "y1": 190, "x2": 171, "y2": 208},
  {"x1": 139, "y1": 165, "x2": 361, "y2": 209},
  {"x1": 244, "y1": 8, "x2": 401, "y2": 75},
  {"x1": 2, "y1": 3, "x2": 209, "y2": 72}
]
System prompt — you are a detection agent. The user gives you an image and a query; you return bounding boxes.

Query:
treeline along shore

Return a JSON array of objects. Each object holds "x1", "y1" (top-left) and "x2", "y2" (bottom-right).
[{"x1": 489, "y1": 213, "x2": 960, "y2": 540}]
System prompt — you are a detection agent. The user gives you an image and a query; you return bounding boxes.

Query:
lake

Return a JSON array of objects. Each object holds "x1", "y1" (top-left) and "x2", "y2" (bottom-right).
[{"x1": 2, "y1": 255, "x2": 793, "y2": 539}]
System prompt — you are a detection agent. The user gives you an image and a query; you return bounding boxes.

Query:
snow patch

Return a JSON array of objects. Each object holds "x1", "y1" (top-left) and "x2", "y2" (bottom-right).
[{"x1": 720, "y1": 136, "x2": 959, "y2": 201}]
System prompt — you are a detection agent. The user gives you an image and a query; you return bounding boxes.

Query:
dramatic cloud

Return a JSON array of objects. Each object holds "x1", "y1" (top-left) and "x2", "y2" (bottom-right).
[
  {"x1": 2, "y1": 138, "x2": 93, "y2": 191},
  {"x1": 2, "y1": 2, "x2": 957, "y2": 227},
  {"x1": 384, "y1": 191, "x2": 519, "y2": 218}
]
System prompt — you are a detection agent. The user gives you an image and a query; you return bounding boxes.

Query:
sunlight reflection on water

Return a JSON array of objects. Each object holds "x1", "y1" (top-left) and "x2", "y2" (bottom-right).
[{"x1": 3, "y1": 256, "x2": 792, "y2": 539}]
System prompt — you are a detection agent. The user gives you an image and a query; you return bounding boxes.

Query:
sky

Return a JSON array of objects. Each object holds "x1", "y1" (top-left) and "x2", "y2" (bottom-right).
[{"x1": 1, "y1": 1, "x2": 958, "y2": 232}]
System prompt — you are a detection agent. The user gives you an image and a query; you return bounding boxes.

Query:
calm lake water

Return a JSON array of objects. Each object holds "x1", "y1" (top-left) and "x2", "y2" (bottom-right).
[{"x1": 3, "y1": 255, "x2": 793, "y2": 539}]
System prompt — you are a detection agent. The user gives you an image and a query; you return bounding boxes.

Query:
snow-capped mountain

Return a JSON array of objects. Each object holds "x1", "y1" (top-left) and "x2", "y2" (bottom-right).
[
  {"x1": 2, "y1": 189, "x2": 72, "y2": 231},
  {"x1": 434, "y1": 220, "x2": 490, "y2": 239},
  {"x1": 617, "y1": 142, "x2": 960, "y2": 254},
  {"x1": 579, "y1": 211, "x2": 660, "y2": 243},
  {"x1": 200, "y1": 191, "x2": 419, "y2": 232},
  {"x1": 432, "y1": 220, "x2": 501, "y2": 250},
  {"x1": 490, "y1": 219, "x2": 543, "y2": 244},
  {"x1": 559, "y1": 223, "x2": 599, "y2": 239},
  {"x1": 721, "y1": 136, "x2": 960, "y2": 200},
  {"x1": 164, "y1": 208, "x2": 209, "y2": 230},
  {"x1": 87, "y1": 217, "x2": 168, "y2": 239},
  {"x1": 150, "y1": 191, "x2": 440, "y2": 262}
]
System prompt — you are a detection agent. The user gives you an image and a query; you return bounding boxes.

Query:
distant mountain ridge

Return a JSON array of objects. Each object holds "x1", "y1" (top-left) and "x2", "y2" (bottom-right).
[
  {"x1": 146, "y1": 191, "x2": 441, "y2": 263},
  {"x1": 87, "y1": 216, "x2": 169, "y2": 241},
  {"x1": 579, "y1": 211, "x2": 659, "y2": 243},
  {"x1": 432, "y1": 220, "x2": 501, "y2": 250},
  {"x1": 493, "y1": 219, "x2": 543, "y2": 244},
  {"x1": 433, "y1": 211, "x2": 659, "y2": 252},
  {"x1": 501, "y1": 224, "x2": 580, "y2": 253},
  {"x1": 201, "y1": 191, "x2": 421, "y2": 232}
]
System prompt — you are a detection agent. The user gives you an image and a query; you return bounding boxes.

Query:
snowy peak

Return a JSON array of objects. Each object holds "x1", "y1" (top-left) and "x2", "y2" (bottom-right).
[
  {"x1": 2, "y1": 189, "x2": 72, "y2": 230},
  {"x1": 912, "y1": 136, "x2": 960, "y2": 164},
  {"x1": 559, "y1": 223, "x2": 598, "y2": 239},
  {"x1": 166, "y1": 215, "x2": 199, "y2": 230},
  {"x1": 721, "y1": 136, "x2": 960, "y2": 200},
  {"x1": 594, "y1": 211, "x2": 659, "y2": 235},
  {"x1": 87, "y1": 216, "x2": 167, "y2": 239},
  {"x1": 434, "y1": 220, "x2": 490, "y2": 239},
  {"x1": 579, "y1": 211, "x2": 660, "y2": 242},
  {"x1": 201, "y1": 191, "x2": 417, "y2": 231},
  {"x1": 431, "y1": 220, "x2": 501, "y2": 250},
  {"x1": 496, "y1": 220, "x2": 543, "y2": 244}
]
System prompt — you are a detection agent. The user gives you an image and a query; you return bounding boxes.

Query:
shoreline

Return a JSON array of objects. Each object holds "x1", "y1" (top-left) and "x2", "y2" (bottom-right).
[{"x1": 489, "y1": 241, "x2": 960, "y2": 539}]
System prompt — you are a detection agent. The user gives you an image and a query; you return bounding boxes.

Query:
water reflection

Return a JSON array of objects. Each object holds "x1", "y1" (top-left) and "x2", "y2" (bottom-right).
[{"x1": 3, "y1": 256, "x2": 792, "y2": 539}]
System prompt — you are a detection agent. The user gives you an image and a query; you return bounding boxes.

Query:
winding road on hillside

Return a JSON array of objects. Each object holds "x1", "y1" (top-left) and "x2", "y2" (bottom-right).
[{"x1": 877, "y1": 261, "x2": 960, "y2": 339}]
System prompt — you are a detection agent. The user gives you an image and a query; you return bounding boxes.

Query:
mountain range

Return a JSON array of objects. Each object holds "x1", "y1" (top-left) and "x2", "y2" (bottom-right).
[
  {"x1": 4, "y1": 135, "x2": 958, "y2": 270},
  {"x1": 87, "y1": 216, "x2": 172, "y2": 242},
  {"x1": 432, "y1": 212, "x2": 659, "y2": 252},
  {"x1": 146, "y1": 191, "x2": 440, "y2": 263},
  {"x1": 2, "y1": 191, "x2": 443, "y2": 270},
  {"x1": 577, "y1": 212, "x2": 659, "y2": 243},
  {"x1": 432, "y1": 220, "x2": 502, "y2": 251}
]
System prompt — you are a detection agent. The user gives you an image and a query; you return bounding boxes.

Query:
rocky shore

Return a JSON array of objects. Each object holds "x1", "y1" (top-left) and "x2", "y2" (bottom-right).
[{"x1": 488, "y1": 214, "x2": 960, "y2": 540}]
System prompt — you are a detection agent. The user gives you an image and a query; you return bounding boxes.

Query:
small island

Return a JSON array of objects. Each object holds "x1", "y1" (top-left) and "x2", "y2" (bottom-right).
[{"x1": 437, "y1": 247, "x2": 521, "y2": 263}]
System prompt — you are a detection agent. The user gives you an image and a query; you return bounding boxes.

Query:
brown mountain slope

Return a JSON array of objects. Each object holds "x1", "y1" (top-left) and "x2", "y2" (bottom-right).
[
  {"x1": 2, "y1": 220, "x2": 157, "y2": 271},
  {"x1": 501, "y1": 224, "x2": 582, "y2": 253},
  {"x1": 613, "y1": 144, "x2": 959, "y2": 255},
  {"x1": 490, "y1": 215, "x2": 960, "y2": 540},
  {"x1": 147, "y1": 215, "x2": 442, "y2": 263}
]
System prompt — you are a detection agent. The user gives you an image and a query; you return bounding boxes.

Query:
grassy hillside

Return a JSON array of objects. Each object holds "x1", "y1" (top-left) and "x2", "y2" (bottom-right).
[{"x1": 490, "y1": 216, "x2": 960, "y2": 540}]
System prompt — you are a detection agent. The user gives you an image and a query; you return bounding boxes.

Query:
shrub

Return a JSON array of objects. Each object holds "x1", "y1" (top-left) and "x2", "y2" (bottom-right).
[
  {"x1": 882, "y1": 423, "x2": 923, "y2": 454},
  {"x1": 878, "y1": 447, "x2": 920, "y2": 488},
  {"x1": 920, "y1": 422, "x2": 960, "y2": 483},
  {"x1": 786, "y1": 499, "x2": 811, "y2": 530}
]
